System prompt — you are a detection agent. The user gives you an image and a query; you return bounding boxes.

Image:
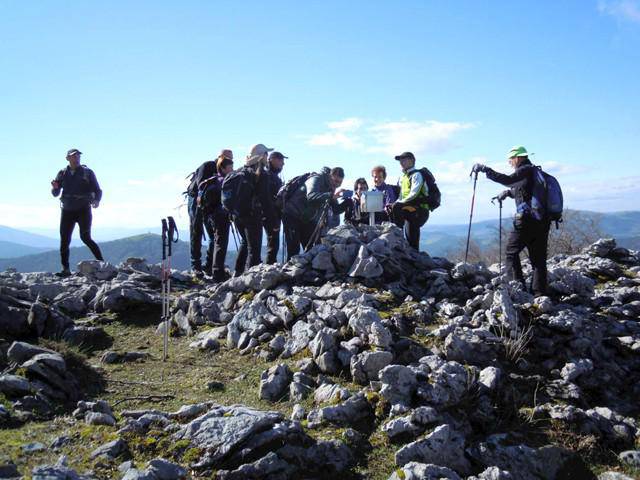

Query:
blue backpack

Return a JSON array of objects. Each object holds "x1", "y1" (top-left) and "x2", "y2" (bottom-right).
[{"x1": 530, "y1": 166, "x2": 563, "y2": 225}]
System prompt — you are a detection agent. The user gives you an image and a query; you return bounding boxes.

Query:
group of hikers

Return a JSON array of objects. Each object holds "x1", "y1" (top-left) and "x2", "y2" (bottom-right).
[
  {"x1": 183, "y1": 145, "x2": 442, "y2": 282},
  {"x1": 50, "y1": 144, "x2": 561, "y2": 296}
]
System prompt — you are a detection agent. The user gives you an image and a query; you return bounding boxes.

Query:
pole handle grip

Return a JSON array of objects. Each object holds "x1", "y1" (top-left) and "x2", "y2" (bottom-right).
[{"x1": 161, "y1": 219, "x2": 168, "y2": 260}]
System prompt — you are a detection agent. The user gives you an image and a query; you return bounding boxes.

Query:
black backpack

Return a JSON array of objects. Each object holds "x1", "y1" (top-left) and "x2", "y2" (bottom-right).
[
  {"x1": 185, "y1": 161, "x2": 217, "y2": 198},
  {"x1": 275, "y1": 172, "x2": 313, "y2": 212},
  {"x1": 221, "y1": 168, "x2": 255, "y2": 217},
  {"x1": 199, "y1": 175, "x2": 223, "y2": 215},
  {"x1": 418, "y1": 167, "x2": 441, "y2": 211}
]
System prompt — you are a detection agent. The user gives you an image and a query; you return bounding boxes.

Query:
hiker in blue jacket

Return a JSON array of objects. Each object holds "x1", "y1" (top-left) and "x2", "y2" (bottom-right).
[
  {"x1": 472, "y1": 146, "x2": 551, "y2": 296},
  {"x1": 51, "y1": 148, "x2": 104, "y2": 277}
]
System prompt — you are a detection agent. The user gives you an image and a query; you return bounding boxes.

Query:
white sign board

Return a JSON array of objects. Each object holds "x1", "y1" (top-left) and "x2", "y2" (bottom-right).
[{"x1": 360, "y1": 191, "x2": 384, "y2": 213}]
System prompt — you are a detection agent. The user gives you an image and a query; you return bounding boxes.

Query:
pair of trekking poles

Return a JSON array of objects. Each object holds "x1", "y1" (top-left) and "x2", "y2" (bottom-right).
[
  {"x1": 161, "y1": 216, "x2": 178, "y2": 361},
  {"x1": 464, "y1": 169, "x2": 503, "y2": 274}
]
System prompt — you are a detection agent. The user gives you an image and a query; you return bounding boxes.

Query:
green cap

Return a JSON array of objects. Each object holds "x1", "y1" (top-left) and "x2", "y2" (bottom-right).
[{"x1": 506, "y1": 145, "x2": 528, "y2": 159}]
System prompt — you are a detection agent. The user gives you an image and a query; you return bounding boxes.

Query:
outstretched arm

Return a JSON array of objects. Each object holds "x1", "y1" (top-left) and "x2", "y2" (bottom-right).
[{"x1": 485, "y1": 165, "x2": 533, "y2": 187}]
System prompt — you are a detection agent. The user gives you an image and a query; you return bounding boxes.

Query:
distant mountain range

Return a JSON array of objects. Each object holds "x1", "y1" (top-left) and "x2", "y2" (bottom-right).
[
  {"x1": 1, "y1": 210, "x2": 639, "y2": 272},
  {"x1": 421, "y1": 210, "x2": 640, "y2": 256}
]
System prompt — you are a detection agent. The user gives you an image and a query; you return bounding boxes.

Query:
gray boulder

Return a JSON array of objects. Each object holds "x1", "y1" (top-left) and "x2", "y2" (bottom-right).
[
  {"x1": 0, "y1": 374, "x2": 32, "y2": 398},
  {"x1": 7, "y1": 341, "x2": 55, "y2": 365},
  {"x1": 379, "y1": 364, "x2": 418, "y2": 407},
  {"x1": 313, "y1": 383, "x2": 350, "y2": 404},
  {"x1": 258, "y1": 364, "x2": 293, "y2": 402},
  {"x1": 307, "y1": 393, "x2": 372, "y2": 428},
  {"x1": 467, "y1": 467, "x2": 514, "y2": 480},
  {"x1": 417, "y1": 361, "x2": 469, "y2": 407},
  {"x1": 62, "y1": 326, "x2": 111, "y2": 351},
  {"x1": 619, "y1": 450, "x2": 640, "y2": 469},
  {"x1": 348, "y1": 306, "x2": 392, "y2": 348},
  {"x1": 467, "y1": 434, "x2": 575, "y2": 480},
  {"x1": 395, "y1": 424, "x2": 471, "y2": 475},
  {"x1": 146, "y1": 458, "x2": 188, "y2": 479},
  {"x1": 90, "y1": 439, "x2": 127, "y2": 460},
  {"x1": 560, "y1": 358, "x2": 594, "y2": 382},
  {"x1": 32, "y1": 464, "x2": 92, "y2": 480},
  {"x1": 281, "y1": 321, "x2": 315, "y2": 358},
  {"x1": 388, "y1": 462, "x2": 461, "y2": 480},
  {"x1": 77, "y1": 260, "x2": 118, "y2": 281},
  {"x1": 172, "y1": 405, "x2": 283, "y2": 468},
  {"x1": 350, "y1": 350, "x2": 394, "y2": 385},
  {"x1": 348, "y1": 246, "x2": 383, "y2": 278},
  {"x1": 444, "y1": 328, "x2": 501, "y2": 366}
]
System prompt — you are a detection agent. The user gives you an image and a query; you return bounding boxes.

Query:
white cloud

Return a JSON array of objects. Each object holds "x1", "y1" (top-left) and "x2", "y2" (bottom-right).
[
  {"x1": 306, "y1": 118, "x2": 475, "y2": 157},
  {"x1": 308, "y1": 132, "x2": 363, "y2": 150},
  {"x1": 367, "y1": 120, "x2": 475, "y2": 156},
  {"x1": 327, "y1": 117, "x2": 363, "y2": 131},
  {"x1": 598, "y1": 0, "x2": 640, "y2": 23}
]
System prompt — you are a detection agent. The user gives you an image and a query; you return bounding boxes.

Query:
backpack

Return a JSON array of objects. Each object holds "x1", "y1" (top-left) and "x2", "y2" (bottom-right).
[
  {"x1": 275, "y1": 172, "x2": 313, "y2": 212},
  {"x1": 530, "y1": 166, "x2": 563, "y2": 224},
  {"x1": 221, "y1": 168, "x2": 255, "y2": 217},
  {"x1": 185, "y1": 161, "x2": 217, "y2": 198},
  {"x1": 198, "y1": 175, "x2": 223, "y2": 215},
  {"x1": 418, "y1": 167, "x2": 441, "y2": 211}
]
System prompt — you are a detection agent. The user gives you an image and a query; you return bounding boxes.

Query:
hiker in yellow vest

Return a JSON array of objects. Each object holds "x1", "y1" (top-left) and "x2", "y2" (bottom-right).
[{"x1": 389, "y1": 151, "x2": 429, "y2": 249}]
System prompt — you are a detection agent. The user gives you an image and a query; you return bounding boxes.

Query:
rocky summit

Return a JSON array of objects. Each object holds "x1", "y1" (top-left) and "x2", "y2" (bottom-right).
[{"x1": 1, "y1": 224, "x2": 639, "y2": 480}]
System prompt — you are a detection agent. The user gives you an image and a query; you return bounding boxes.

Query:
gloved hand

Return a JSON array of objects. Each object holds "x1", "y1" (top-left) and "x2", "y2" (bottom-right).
[
  {"x1": 471, "y1": 163, "x2": 488, "y2": 174},
  {"x1": 497, "y1": 190, "x2": 511, "y2": 201}
]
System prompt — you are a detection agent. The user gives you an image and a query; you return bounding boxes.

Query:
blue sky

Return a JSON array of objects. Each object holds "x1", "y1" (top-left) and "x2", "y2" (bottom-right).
[{"x1": 0, "y1": 0, "x2": 638, "y2": 235}]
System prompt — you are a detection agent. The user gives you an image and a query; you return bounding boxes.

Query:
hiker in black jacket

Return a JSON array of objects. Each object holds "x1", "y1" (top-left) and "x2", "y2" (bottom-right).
[
  {"x1": 50, "y1": 148, "x2": 104, "y2": 277},
  {"x1": 263, "y1": 151, "x2": 286, "y2": 264},
  {"x1": 198, "y1": 154, "x2": 234, "y2": 282},
  {"x1": 292, "y1": 167, "x2": 346, "y2": 255},
  {"x1": 472, "y1": 145, "x2": 551, "y2": 296},
  {"x1": 233, "y1": 144, "x2": 276, "y2": 276},
  {"x1": 187, "y1": 152, "x2": 226, "y2": 276}
]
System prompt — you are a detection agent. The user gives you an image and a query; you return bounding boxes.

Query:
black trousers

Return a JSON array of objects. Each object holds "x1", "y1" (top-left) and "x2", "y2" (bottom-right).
[
  {"x1": 203, "y1": 212, "x2": 230, "y2": 281},
  {"x1": 505, "y1": 216, "x2": 550, "y2": 296},
  {"x1": 59, "y1": 206, "x2": 103, "y2": 269},
  {"x1": 188, "y1": 196, "x2": 204, "y2": 270},
  {"x1": 391, "y1": 204, "x2": 429, "y2": 250},
  {"x1": 263, "y1": 216, "x2": 281, "y2": 264},
  {"x1": 233, "y1": 216, "x2": 263, "y2": 276},
  {"x1": 283, "y1": 215, "x2": 317, "y2": 261}
]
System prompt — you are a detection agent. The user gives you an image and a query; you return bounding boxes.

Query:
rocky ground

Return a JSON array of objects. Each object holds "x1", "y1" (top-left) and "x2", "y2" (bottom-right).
[{"x1": 1, "y1": 223, "x2": 639, "y2": 480}]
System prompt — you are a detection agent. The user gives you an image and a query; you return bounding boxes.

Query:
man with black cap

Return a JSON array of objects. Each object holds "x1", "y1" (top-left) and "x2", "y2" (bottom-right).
[
  {"x1": 51, "y1": 148, "x2": 104, "y2": 277},
  {"x1": 389, "y1": 151, "x2": 430, "y2": 250},
  {"x1": 263, "y1": 151, "x2": 286, "y2": 263}
]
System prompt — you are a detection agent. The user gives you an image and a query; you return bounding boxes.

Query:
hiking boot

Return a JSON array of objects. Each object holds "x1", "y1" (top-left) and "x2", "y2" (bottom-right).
[
  {"x1": 191, "y1": 269, "x2": 205, "y2": 278},
  {"x1": 55, "y1": 269, "x2": 72, "y2": 278}
]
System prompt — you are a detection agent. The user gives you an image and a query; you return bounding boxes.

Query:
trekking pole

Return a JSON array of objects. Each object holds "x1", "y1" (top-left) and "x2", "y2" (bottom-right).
[
  {"x1": 230, "y1": 220, "x2": 240, "y2": 251},
  {"x1": 281, "y1": 225, "x2": 287, "y2": 263},
  {"x1": 161, "y1": 219, "x2": 169, "y2": 361},
  {"x1": 281, "y1": 197, "x2": 287, "y2": 264},
  {"x1": 305, "y1": 200, "x2": 330, "y2": 251},
  {"x1": 492, "y1": 196, "x2": 503, "y2": 275},
  {"x1": 163, "y1": 216, "x2": 178, "y2": 361},
  {"x1": 464, "y1": 170, "x2": 479, "y2": 263}
]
